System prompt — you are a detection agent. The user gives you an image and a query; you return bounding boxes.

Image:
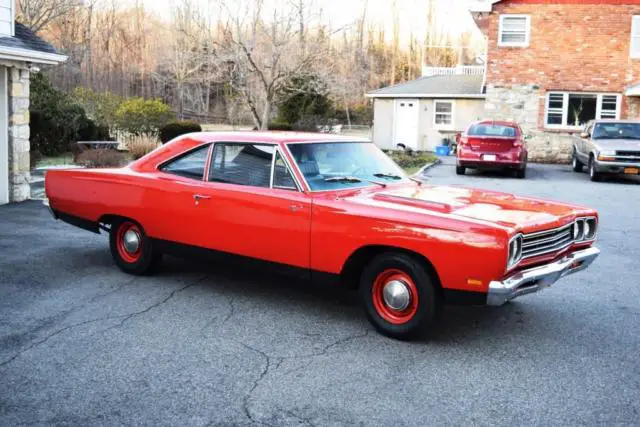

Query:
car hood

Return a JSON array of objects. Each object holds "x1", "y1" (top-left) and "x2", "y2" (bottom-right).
[
  {"x1": 594, "y1": 139, "x2": 640, "y2": 151},
  {"x1": 347, "y1": 184, "x2": 592, "y2": 233}
]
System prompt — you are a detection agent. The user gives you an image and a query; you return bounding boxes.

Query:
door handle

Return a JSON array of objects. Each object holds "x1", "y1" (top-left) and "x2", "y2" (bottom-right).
[
  {"x1": 289, "y1": 204, "x2": 304, "y2": 212},
  {"x1": 193, "y1": 194, "x2": 211, "y2": 204}
]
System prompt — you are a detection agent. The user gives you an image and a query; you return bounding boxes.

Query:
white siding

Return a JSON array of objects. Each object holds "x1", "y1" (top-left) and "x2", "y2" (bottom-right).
[{"x1": 0, "y1": 0, "x2": 13, "y2": 37}]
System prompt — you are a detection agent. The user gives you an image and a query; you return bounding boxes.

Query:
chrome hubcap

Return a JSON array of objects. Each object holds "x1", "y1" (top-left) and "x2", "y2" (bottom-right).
[
  {"x1": 123, "y1": 230, "x2": 140, "y2": 254},
  {"x1": 382, "y1": 280, "x2": 411, "y2": 311}
]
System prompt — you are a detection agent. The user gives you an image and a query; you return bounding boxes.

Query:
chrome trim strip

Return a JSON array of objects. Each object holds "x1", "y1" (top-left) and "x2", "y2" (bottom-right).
[
  {"x1": 487, "y1": 246, "x2": 600, "y2": 306},
  {"x1": 523, "y1": 222, "x2": 573, "y2": 239},
  {"x1": 157, "y1": 142, "x2": 213, "y2": 176},
  {"x1": 272, "y1": 147, "x2": 302, "y2": 192},
  {"x1": 523, "y1": 229, "x2": 572, "y2": 247}
]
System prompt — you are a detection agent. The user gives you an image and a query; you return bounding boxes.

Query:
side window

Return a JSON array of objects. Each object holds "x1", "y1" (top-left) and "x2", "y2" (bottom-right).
[
  {"x1": 273, "y1": 151, "x2": 297, "y2": 190},
  {"x1": 209, "y1": 143, "x2": 274, "y2": 188},
  {"x1": 160, "y1": 145, "x2": 210, "y2": 180}
]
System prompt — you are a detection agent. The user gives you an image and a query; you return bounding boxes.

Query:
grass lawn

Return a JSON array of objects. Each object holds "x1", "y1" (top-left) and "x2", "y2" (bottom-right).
[
  {"x1": 35, "y1": 153, "x2": 75, "y2": 168},
  {"x1": 385, "y1": 150, "x2": 439, "y2": 176}
]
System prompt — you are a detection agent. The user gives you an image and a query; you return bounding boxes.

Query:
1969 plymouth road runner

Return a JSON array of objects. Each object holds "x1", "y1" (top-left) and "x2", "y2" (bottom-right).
[{"x1": 45, "y1": 132, "x2": 600, "y2": 339}]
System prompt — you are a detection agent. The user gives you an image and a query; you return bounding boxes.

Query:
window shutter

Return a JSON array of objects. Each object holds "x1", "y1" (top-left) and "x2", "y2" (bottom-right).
[{"x1": 631, "y1": 16, "x2": 640, "y2": 58}]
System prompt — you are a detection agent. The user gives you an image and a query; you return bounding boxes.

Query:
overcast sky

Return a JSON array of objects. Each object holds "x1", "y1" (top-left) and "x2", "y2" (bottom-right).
[{"x1": 141, "y1": 0, "x2": 480, "y2": 45}]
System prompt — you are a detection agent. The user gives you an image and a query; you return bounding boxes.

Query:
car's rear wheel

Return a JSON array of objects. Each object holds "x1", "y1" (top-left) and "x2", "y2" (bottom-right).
[
  {"x1": 110, "y1": 219, "x2": 161, "y2": 275},
  {"x1": 572, "y1": 149, "x2": 584, "y2": 172},
  {"x1": 589, "y1": 157, "x2": 601, "y2": 182},
  {"x1": 456, "y1": 166, "x2": 466, "y2": 175},
  {"x1": 360, "y1": 252, "x2": 442, "y2": 340},
  {"x1": 515, "y1": 168, "x2": 526, "y2": 179}
]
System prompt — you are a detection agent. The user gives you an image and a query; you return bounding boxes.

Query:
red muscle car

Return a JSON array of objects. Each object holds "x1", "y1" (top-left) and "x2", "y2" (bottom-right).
[
  {"x1": 457, "y1": 120, "x2": 528, "y2": 178},
  {"x1": 45, "y1": 132, "x2": 600, "y2": 340}
]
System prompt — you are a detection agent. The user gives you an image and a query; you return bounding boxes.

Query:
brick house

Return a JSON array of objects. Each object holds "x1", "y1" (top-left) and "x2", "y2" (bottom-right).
[
  {"x1": 470, "y1": 0, "x2": 640, "y2": 162},
  {"x1": 0, "y1": 0, "x2": 66, "y2": 205}
]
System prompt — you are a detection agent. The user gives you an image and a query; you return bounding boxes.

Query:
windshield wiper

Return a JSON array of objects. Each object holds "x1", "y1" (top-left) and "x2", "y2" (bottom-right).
[
  {"x1": 375, "y1": 172, "x2": 424, "y2": 186},
  {"x1": 373, "y1": 173, "x2": 403, "y2": 180},
  {"x1": 324, "y1": 176, "x2": 386, "y2": 188}
]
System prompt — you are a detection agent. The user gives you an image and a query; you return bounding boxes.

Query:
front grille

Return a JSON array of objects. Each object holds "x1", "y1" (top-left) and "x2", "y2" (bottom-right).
[
  {"x1": 614, "y1": 151, "x2": 640, "y2": 163},
  {"x1": 522, "y1": 223, "x2": 574, "y2": 259},
  {"x1": 616, "y1": 151, "x2": 640, "y2": 157}
]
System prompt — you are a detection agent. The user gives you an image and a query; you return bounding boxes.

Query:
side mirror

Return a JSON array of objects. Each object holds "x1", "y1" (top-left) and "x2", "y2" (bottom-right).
[{"x1": 580, "y1": 132, "x2": 590, "y2": 139}]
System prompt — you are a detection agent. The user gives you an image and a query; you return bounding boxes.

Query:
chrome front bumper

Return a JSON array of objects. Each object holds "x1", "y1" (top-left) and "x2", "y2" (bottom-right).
[{"x1": 487, "y1": 247, "x2": 600, "y2": 306}]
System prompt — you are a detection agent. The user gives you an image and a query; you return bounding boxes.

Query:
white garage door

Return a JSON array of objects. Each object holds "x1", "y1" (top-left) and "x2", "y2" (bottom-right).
[
  {"x1": 0, "y1": 67, "x2": 7, "y2": 205},
  {"x1": 393, "y1": 99, "x2": 419, "y2": 150}
]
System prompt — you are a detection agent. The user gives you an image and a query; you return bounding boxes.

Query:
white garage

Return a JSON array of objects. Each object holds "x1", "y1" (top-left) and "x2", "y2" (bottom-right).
[{"x1": 367, "y1": 69, "x2": 486, "y2": 152}]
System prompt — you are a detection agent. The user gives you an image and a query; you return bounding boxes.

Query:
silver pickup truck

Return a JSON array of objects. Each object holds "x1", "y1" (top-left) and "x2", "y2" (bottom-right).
[{"x1": 572, "y1": 120, "x2": 640, "y2": 181}]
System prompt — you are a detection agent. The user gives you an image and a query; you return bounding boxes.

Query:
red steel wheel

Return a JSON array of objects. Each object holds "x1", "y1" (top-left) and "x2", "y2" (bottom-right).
[
  {"x1": 115, "y1": 221, "x2": 143, "y2": 264},
  {"x1": 371, "y1": 269, "x2": 419, "y2": 325},
  {"x1": 361, "y1": 252, "x2": 441, "y2": 340}
]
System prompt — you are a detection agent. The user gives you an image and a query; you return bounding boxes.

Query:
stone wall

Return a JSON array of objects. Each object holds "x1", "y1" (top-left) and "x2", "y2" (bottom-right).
[
  {"x1": 485, "y1": 84, "x2": 574, "y2": 164},
  {"x1": 7, "y1": 66, "x2": 30, "y2": 202}
]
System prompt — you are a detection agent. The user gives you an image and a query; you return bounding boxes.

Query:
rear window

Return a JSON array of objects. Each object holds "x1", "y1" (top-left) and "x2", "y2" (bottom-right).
[{"x1": 468, "y1": 124, "x2": 517, "y2": 137}]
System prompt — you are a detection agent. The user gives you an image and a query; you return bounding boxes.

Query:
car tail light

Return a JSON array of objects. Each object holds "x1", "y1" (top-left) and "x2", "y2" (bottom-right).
[
  {"x1": 513, "y1": 140, "x2": 523, "y2": 148},
  {"x1": 458, "y1": 137, "x2": 468, "y2": 146}
]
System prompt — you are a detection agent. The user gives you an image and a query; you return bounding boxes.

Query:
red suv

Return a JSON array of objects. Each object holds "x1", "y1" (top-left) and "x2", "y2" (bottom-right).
[{"x1": 456, "y1": 120, "x2": 528, "y2": 178}]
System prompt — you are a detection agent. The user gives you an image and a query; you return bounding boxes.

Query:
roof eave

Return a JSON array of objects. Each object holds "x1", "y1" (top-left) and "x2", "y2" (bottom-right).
[
  {"x1": 367, "y1": 93, "x2": 486, "y2": 99},
  {"x1": 0, "y1": 45, "x2": 67, "y2": 65},
  {"x1": 468, "y1": 0, "x2": 502, "y2": 13}
]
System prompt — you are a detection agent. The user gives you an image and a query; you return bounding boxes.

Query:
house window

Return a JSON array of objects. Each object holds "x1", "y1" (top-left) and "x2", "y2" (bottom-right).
[
  {"x1": 498, "y1": 15, "x2": 530, "y2": 47},
  {"x1": 433, "y1": 100, "x2": 454, "y2": 129},
  {"x1": 631, "y1": 16, "x2": 640, "y2": 58},
  {"x1": 544, "y1": 93, "x2": 621, "y2": 129}
]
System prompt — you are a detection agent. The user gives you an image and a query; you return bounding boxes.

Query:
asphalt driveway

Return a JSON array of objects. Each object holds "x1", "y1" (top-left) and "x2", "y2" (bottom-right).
[{"x1": 1, "y1": 161, "x2": 639, "y2": 426}]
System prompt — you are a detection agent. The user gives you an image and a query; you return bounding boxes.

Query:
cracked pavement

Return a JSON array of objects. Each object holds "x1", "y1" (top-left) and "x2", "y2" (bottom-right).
[{"x1": 1, "y1": 161, "x2": 639, "y2": 426}]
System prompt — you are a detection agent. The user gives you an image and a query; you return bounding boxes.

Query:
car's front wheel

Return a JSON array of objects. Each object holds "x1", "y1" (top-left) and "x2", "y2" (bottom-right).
[
  {"x1": 360, "y1": 252, "x2": 442, "y2": 340},
  {"x1": 589, "y1": 157, "x2": 601, "y2": 182},
  {"x1": 109, "y1": 219, "x2": 161, "y2": 275},
  {"x1": 572, "y1": 149, "x2": 584, "y2": 172}
]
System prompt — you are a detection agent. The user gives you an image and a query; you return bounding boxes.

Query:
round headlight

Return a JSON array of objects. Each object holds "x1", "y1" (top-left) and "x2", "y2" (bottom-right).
[
  {"x1": 585, "y1": 218, "x2": 597, "y2": 240},
  {"x1": 574, "y1": 220, "x2": 585, "y2": 241},
  {"x1": 508, "y1": 234, "x2": 523, "y2": 268}
]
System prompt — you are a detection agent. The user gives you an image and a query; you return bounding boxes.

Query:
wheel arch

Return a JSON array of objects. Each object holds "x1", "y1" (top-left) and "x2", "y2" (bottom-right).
[
  {"x1": 340, "y1": 245, "x2": 442, "y2": 292},
  {"x1": 98, "y1": 214, "x2": 142, "y2": 233}
]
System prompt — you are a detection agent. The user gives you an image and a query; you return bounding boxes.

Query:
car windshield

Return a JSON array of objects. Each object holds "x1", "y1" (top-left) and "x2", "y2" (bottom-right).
[
  {"x1": 592, "y1": 123, "x2": 640, "y2": 140},
  {"x1": 467, "y1": 124, "x2": 517, "y2": 137},
  {"x1": 288, "y1": 142, "x2": 407, "y2": 191}
]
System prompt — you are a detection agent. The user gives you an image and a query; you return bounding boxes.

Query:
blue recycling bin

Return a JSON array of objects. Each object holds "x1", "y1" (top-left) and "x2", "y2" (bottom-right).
[{"x1": 435, "y1": 145, "x2": 450, "y2": 156}]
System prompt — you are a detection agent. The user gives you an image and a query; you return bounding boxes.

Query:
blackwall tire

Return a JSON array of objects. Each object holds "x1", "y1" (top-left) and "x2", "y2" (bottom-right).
[
  {"x1": 360, "y1": 252, "x2": 442, "y2": 340},
  {"x1": 109, "y1": 219, "x2": 161, "y2": 275}
]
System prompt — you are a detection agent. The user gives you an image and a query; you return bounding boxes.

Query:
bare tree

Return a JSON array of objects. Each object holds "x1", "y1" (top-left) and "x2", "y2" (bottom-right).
[
  {"x1": 17, "y1": 0, "x2": 82, "y2": 33},
  {"x1": 221, "y1": 0, "x2": 326, "y2": 129}
]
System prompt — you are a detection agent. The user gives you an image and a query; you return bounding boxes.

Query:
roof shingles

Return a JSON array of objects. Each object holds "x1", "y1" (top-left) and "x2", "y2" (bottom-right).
[
  {"x1": 368, "y1": 74, "x2": 485, "y2": 98},
  {"x1": 0, "y1": 22, "x2": 58, "y2": 54}
]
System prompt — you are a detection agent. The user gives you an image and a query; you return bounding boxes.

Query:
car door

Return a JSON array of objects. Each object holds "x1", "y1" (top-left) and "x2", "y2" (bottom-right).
[
  {"x1": 189, "y1": 142, "x2": 312, "y2": 269},
  {"x1": 145, "y1": 143, "x2": 215, "y2": 247}
]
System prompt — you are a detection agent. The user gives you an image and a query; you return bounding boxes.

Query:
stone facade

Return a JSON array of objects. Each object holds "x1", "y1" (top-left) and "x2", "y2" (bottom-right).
[
  {"x1": 480, "y1": 1, "x2": 640, "y2": 163},
  {"x1": 7, "y1": 66, "x2": 30, "y2": 202},
  {"x1": 485, "y1": 84, "x2": 574, "y2": 163}
]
